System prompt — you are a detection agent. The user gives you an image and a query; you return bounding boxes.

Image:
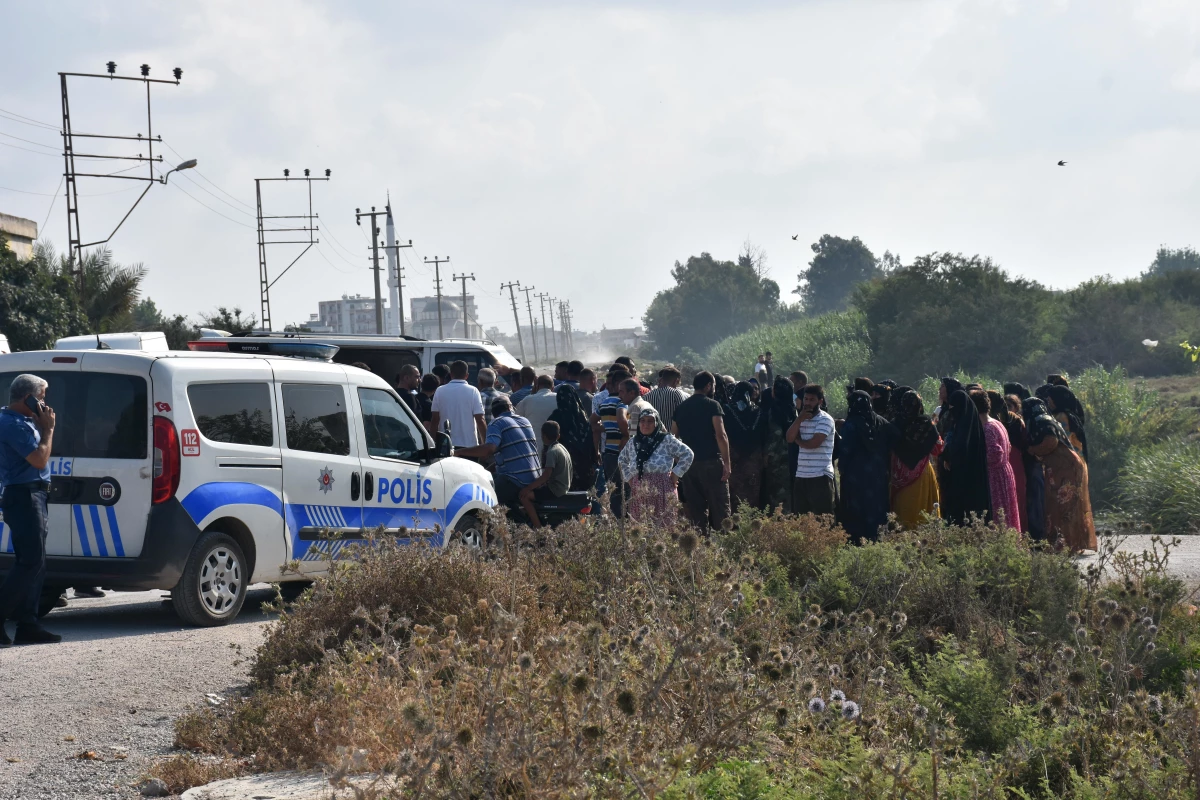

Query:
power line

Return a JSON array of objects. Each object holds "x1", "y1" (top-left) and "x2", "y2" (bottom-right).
[
  {"x1": 0, "y1": 129, "x2": 59, "y2": 150},
  {"x1": 39, "y1": 175, "x2": 64, "y2": 238},
  {"x1": 0, "y1": 106, "x2": 59, "y2": 131},
  {"x1": 0, "y1": 183, "x2": 139, "y2": 197},
  {"x1": 161, "y1": 140, "x2": 256, "y2": 213},
  {"x1": 167, "y1": 179, "x2": 255, "y2": 229},
  {"x1": 173, "y1": 169, "x2": 255, "y2": 218}
]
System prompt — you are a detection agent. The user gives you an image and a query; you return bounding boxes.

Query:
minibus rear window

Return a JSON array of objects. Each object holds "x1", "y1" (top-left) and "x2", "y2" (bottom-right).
[{"x1": 0, "y1": 371, "x2": 148, "y2": 459}]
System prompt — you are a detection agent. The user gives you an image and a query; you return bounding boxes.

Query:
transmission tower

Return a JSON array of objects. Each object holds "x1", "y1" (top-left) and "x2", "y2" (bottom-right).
[
  {"x1": 59, "y1": 61, "x2": 192, "y2": 284},
  {"x1": 256, "y1": 168, "x2": 330, "y2": 331}
]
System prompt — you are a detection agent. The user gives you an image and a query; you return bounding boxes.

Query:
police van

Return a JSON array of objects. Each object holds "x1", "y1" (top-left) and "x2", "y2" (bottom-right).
[{"x1": 0, "y1": 345, "x2": 498, "y2": 626}]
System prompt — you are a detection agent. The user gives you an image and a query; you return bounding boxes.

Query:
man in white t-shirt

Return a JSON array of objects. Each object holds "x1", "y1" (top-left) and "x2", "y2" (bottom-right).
[
  {"x1": 786, "y1": 383, "x2": 836, "y2": 516},
  {"x1": 516, "y1": 374, "x2": 559, "y2": 451},
  {"x1": 430, "y1": 360, "x2": 486, "y2": 448}
]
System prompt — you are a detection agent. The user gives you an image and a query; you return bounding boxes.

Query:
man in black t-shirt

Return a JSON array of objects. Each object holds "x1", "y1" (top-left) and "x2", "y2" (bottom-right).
[{"x1": 671, "y1": 370, "x2": 732, "y2": 531}]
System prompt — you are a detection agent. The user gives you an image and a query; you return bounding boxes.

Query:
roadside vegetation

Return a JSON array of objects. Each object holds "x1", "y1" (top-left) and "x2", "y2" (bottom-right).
[{"x1": 157, "y1": 511, "x2": 1200, "y2": 798}]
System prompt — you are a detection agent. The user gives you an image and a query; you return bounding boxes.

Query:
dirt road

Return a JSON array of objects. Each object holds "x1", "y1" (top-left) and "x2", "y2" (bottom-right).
[{"x1": 0, "y1": 588, "x2": 275, "y2": 800}]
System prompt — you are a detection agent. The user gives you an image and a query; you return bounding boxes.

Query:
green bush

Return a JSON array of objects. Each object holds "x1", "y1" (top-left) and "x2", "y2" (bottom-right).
[
  {"x1": 1117, "y1": 438, "x2": 1200, "y2": 534},
  {"x1": 705, "y1": 311, "x2": 871, "y2": 395},
  {"x1": 1072, "y1": 366, "x2": 1192, "y2": 507},
  {"x1": 918, "y1": 637, "x2": 1029, "y2": 751}
]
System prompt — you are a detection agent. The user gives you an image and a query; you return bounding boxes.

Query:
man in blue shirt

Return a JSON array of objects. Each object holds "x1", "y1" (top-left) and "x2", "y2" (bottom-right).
[
  {"x1": 456, "y1": 395, "x2": 541, "y2": 511},
  {"x1": 0, "y1": 374, "x2": 60, "y2": 646}
]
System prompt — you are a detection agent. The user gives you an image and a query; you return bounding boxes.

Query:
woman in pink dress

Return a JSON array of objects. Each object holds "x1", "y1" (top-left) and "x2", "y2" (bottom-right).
[{"x1": 972, "y1": 390, "x2": 1021, "y2": 531}]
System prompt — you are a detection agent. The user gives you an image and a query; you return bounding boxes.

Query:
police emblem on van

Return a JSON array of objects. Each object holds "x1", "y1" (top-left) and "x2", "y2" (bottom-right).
[{"x1": 318, "y1": 467, "x2": 335, "y2": 494}]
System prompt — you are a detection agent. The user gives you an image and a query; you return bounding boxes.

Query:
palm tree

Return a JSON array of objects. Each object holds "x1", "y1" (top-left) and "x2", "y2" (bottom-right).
[{"x1": 32, "y1": 243, "x2": 146, "y2": 332}]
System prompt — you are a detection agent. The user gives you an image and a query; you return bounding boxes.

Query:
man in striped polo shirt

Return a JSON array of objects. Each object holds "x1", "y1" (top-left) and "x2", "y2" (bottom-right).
[
  {"x1": 590, "y1": 370, "x2": 631, "y2": 516},
  {"x1": 457, "y1": 396, "x2": 541, "y2": 510},
  {"x1": 786, "y1": 384, "x2": 836, "y2": 516},
  {"x1": 645, "y1": 366, "x2": 688, "y2": 430}
]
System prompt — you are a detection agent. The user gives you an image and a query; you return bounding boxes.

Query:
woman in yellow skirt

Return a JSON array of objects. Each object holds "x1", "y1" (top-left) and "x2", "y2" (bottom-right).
[{"x1": 890, "y1": 391, "x2": 943, "y2": 528}]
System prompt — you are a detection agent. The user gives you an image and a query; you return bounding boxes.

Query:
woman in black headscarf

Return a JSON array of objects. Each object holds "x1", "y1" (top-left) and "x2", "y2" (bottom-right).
[
  {"x1": 937, "y1": 389, "x2": 991, "y2": 525},
  {"x1": 1046, "y1": 385, "x2": 1088, "y2": 461},
  {"x1": 888, "y1": 385, "x2": 914, "y2": 420},
  {"x1": 934, "y1": 377, "x2": 965, "y2": 433},
  {"x1": 723, "y1": 380, "x2": 765, "y2": 510},
  {"x1": 835, "y1": 390, "x2": 898, "y2": 543},
  {"x1": 761, "y1": 375, "x2": 797, "y2": 513},
  {"x1": 890, "y1": 390, "x2": 942, "y2": 528},
  {"x1": 548, "y1": 383, "x2": 595, "y2": 491},
  {"x1": 1022, "y1": 397, "x2": 1096, "y2": 552},
  {"x1": 871, "y1": 383, "x2": 893, "y2": 418}
]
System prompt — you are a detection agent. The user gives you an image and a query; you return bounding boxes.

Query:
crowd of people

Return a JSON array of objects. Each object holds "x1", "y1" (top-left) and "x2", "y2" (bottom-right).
[{"x1": 401, "y1": 354, "x2": 1097, "y2": 553}]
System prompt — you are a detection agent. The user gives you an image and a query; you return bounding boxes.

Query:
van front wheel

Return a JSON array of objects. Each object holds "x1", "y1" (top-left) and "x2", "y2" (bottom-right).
[{"x1": 173, "y1": 531, "x2": 248, "y2": 627}]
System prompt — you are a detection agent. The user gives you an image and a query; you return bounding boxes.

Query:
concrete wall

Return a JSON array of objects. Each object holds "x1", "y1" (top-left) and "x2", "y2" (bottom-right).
[{"x1": 0, "y1": 213, "x2": 37, "y2": 261}]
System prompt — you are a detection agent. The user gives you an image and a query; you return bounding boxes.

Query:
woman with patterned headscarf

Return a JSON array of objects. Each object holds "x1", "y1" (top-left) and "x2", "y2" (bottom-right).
[
  {"x1": 889, "y1": 390, "x2": 942, "y2": 529},
  {"x1": 1022, "y1": 397, "x2": 1096, "y2": 552},
  {"x1": 617, "y1": 406, "x2": 694, "y2": 524},
  {"x1": 836, "y1": 390, "x2": 898, "y2": 543}
]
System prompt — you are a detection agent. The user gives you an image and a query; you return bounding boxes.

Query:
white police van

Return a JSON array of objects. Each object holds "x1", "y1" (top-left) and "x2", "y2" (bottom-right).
[{"x1": 0, "y1": 345, "x2": 497, "y2": 626}]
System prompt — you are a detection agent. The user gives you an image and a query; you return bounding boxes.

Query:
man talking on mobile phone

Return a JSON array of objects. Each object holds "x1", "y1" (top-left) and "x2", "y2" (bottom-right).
[{"x1": 0, "y1": 374, "x2": 61, "y2": 646}]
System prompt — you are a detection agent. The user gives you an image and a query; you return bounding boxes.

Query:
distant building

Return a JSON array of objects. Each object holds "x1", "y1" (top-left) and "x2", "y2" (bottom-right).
[
  {"x1": 316, "y1": 294, "x2": 384, "y2": 335},
  {"x1": 0, "y1": 213, "x2": 37, "y2": 261},
  {"x1": 409, "y1": 295, "x2": 481, "y2": 340},
  {"x1": 300, "y1": 313, "x2": 335, "y2": 333},
  {"x1": 600, "y1": 326, "x2": 645, "y2": 352}
]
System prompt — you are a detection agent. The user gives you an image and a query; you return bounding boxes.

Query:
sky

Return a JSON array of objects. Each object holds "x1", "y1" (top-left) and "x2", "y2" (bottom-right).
[{"x1": 2, "y1": 0, "x2": 1200, "y2": 336}]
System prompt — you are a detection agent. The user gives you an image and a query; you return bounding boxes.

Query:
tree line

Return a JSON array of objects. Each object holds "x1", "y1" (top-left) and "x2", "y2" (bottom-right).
[
  {"x1": 643, "y1": 235, "x2": 1200, "y2": 380},
  {"x1": 0, "y1": 234, "x2": 259, "y2": 351}
]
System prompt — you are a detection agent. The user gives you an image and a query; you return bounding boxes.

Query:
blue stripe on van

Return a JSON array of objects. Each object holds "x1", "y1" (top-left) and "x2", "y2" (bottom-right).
[
  {"x1": 180, "y1": 482, "x2": 284, "y2": 525},
  {"x1": 88, "y1": 505, "x2": 108, "y2": 557},
  {"x1": 105, "y1": 505, "x2": 125, "y2": 557},
  {"x1": 73, "y1": 504, "x2": 92, "y2": 556}
]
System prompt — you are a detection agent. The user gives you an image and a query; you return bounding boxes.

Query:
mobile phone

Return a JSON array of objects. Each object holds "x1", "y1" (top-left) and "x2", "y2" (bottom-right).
[{"x1": 23, "y1": 394, "x2": 43, "y2": 414}]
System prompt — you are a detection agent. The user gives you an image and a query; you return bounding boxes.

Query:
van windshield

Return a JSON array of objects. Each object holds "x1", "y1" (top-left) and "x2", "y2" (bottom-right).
[{"x1": 0, "y1": 371, "x2": 148, "y2": 459}]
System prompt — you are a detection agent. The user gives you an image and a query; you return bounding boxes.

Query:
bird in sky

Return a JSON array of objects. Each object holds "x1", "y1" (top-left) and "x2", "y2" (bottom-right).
[
  {"x1": 1057, "y1": 160, "x2": 1067, "y2": 166},
  {"x1": 791, "y1": 234, "x2": 798, "y2": 240}
]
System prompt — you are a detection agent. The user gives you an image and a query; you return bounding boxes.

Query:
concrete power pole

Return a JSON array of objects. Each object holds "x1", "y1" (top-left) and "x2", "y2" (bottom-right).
[
  {"x1": 501, "y1": 282, "x2": 526, "y2": 362},
  {"x1": 381, "y1": 237, "x2": 412, "y2": 336},
  {"x1": 425, "y1": 256, "x2": 450, "y2": 339},
  {"x1": 355, "y1": 205, "x2": 386, "y2": 334},
  {"x1": 520, "y1": 286, "x2": 539, "y2": 365},
  {"x1": 536, "y1": 292, "x2": 552, "y2": 362},
  {"x1": 546, "y1": 297, "x2": 558, "y2": 359},
  {"x1": 452, "y1": 272, "x2": 475, "y2": 338}
]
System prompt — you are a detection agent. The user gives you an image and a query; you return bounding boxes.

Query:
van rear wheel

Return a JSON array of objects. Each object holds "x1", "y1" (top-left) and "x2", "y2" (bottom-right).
[{"x1": 173, "y1": 531, "x2": 248, "y2": 627}]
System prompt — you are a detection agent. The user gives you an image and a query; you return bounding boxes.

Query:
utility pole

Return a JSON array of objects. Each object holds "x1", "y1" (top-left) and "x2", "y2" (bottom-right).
[
  {"x1": 560, "y1": 301, "x2": 574, "y2": 357},
  {"x1": 425, "y1": 256, "x2": 450, "y2": 339},
  {"x1": 520, "y1": 286, "x2": 539, "y2": 364},
  {"x1": 501, "y1": 282, "x2": 526, "y2": 362},
  {"x1": 257, "y1": 168, "x2": 331, "y2": 330},
  {"x1": 355, "y1": 205, "x2": 387, "y2": 334},
  {"x1": 547, "y1": 297, "x2": 558, "y2": 360},
  {"x1": 536, "y1": 292, "x2": 552, "y2": 362},
  {"x1": 60, "y1": 61, "x2": 189, "y2": 283},
  {"x1": 380, "y1": 238, "x2": 412, "y2": 336},
  {"x1": 452, "y1": 273, "x2": 475, "y2": 338}
]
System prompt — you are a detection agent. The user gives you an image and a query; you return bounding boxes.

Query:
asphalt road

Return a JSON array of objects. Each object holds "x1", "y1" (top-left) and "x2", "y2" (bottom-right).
[{"x1": 0, "y1": 587, "x2": 276, "y2": 800}]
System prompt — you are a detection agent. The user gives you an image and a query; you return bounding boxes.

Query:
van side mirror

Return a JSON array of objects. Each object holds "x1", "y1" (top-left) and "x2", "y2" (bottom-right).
[{"x1": 436, "y1": 431, "x2": 453, "y2": 460}]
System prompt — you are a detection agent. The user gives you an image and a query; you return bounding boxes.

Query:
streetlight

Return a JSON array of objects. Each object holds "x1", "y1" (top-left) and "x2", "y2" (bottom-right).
[{"x1": 160, "y1": 158, "x2": 198, "y2": 184}]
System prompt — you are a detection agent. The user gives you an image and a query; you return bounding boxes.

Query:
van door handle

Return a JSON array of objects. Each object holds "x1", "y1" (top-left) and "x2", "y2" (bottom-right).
[
  {"x1": 350, "y1": 472, "x2": 360, "y2": 501},
  {"x1": 364, "y1": 472, "x2": 374, "y2": 501}
]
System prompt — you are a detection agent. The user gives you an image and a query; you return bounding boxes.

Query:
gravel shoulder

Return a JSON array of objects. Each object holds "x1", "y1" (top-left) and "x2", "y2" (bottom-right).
[{"x1": 0, "y1": 587, "x2": 276, "y2": 800}]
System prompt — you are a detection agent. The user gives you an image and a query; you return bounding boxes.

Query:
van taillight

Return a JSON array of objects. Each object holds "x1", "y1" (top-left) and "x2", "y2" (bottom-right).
[{"x1": 152, "y1": 415, "x2": 180, "y2": 504}]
